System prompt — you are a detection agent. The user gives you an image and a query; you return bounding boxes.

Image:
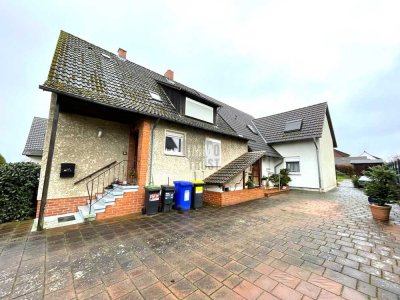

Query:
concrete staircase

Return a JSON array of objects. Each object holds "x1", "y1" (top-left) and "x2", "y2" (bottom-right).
[{"x1": 78, "y1": 184, "x2": 139, "y2": 220}]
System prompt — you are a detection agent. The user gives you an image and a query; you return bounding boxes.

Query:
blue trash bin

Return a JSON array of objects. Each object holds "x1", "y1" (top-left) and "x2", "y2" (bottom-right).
[{"x1": 173, "y1": 181, "x2": 193, "y2": 210}]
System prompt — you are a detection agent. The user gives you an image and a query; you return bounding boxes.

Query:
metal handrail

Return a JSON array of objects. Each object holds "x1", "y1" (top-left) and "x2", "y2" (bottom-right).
[
  {"x1": 86, "y1": 160, "x2": 135, "y2": 214},
  {"x1": 74, "y1": 161, "x2": 117, "y2": 185}
]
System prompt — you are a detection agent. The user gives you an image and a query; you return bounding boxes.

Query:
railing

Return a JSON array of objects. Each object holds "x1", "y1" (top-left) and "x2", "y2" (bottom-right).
[
  {"x1": 388, "y1": 159, "x2": 400, "y2": 184},
  {"x1": 74, "y1": 161, "x2": 117, "y2": 185},
  {"x1": 86, "y1": 160, "x2": 135, "y2": 214}
]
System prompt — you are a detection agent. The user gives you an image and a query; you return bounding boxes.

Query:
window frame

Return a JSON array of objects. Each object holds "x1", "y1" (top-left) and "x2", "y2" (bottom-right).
[
  {"x1": 185, "y1": 97, "x2": 214, "y2": 124},
  {"x1": 286, "y1": 160, "x2": 300, "y2": 174},
  {"x1": 164, "y1": 130, "x2": 185, "y2": 156}
]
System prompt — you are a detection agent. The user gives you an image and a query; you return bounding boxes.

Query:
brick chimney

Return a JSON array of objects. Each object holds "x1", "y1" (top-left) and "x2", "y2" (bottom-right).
[
  {"x1": 118, "y1": 48, "x2": 127, "y2": 59},
  {"x1": 164, "y1": 69, "x2": 174, "y2": 81}
]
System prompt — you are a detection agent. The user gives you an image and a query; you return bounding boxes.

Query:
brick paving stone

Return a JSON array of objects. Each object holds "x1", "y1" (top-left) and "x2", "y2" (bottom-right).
[
  {"x1": 223, "y1": 274, "x2": 243, "y2": 289},
  {"x1": 322, "y1": 260, "x2": 343, "y2": 272},
  {"x1": 382, "y1": 270, "x2": 400, "y2": 283},
  {"x1": 140, "y1": 282, "x2": 170, "y2": 299},
  {"x1": 211, "y1": 286, "x2": 243, "y2": 299},
  {"x1": 238, "y1": 255, "x2": 260, "y2": 268},
  {"x1": 295, "y1": 281, "x2": 321, "y2": 299},
  {"x1": 324, "y1": 268, "x2": 357, "y2": 289},
  {"x1": 194, "y1": 275, "x2": 222, "y2": 295},
  {"x1": 377, "y1": 288, "x2": 398, "y2": 300},
  {"x1": 341, "y1": 287, "x2": 368, "y2": 300},
  {"x1": 281, "y1": 254, "x2": 304, "y2": 266},
  {"x1": 185, "y1": 268, "x2": 206, "y2": 283},
  {"x1": 254, "y1": 263, "x2": 274, "y2": 275},
  {"x1": 371, "y1": 260, "x2": 393, "y2": 272},
  {"x1": 254, "y1": 275, "x2": 278, "y2": 292},
  {"x1": 356, "y1": 249, "x2": 380, "y2": 261},
  {"x1": 269, "y1": 269, "x2": 301, "y2": 289},
  {"x1": 257, "y1": 292, "x2": 280, "y2": 300},
  {"x1": 371, "y1": 275, "x2": 400, "y2": 295},
  {"x1": 301, "y1": 261, "x2": 325, "y2": 275},
  {"x1": 269, "y1": 259, "x2": 290, "y2": 271},
  {"x1": 317, "y1": 289, "x2": 344, "y2": 300},
  {"x1": 168, "y1": 279, "x2": 197, "y2": 299},
  {"x1": 240, "y1": 268, "x2": 262, "y2": 283},
  {"x1": 77, "y1": 284, "x2": 106, "y2": 299},
  {"x1": 118, "y1": 290, "x2": 143, "y2": 300},
  {"x1": 224, "y1": 260, "x2": 247, "y2": 274},
  {"x1": 160, "y1": 271, "x2": 184, "y2": 287},
  {"x1": 271, "y1": 283, "x2": 302, "y2": 300},
  {"x1": 101, "y1": 269, "x2": 129, "y2": 287},
  {"x1": 346, "y1": 254, "x2": 370, "y2": 265},
  {"x1": 308, "y1": 274, "x2": 342, "y2": 295},
  {"x1": 131, "y1": 270, "x2": 158, "y2": 290},
  {"x1": 184, "y1": 289, "x2": 209, "y2": 300},
  {"x1": 334, "y1": 257, "x2": 359, "y2": 269},
  {"x1": 356, "y1": 281, "x2": 376, "y2": 298},
  {"x1": 359, "y1": 263, "x2": 381, "y2": 277},
  {"x1": 341, "y1": 266, "x2": 369, "y2": 283},
  {"x1": 44, "y1": 285, "x2": 76, "y2": 300},
  {"x1": 106, "y1": 278, "x2": 135, "y2": 299},
  {"x1": 233, "y1": 280, "x2": 263, "y2": 300}
]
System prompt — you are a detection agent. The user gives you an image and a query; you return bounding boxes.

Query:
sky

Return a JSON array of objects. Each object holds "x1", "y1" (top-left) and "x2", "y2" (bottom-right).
[{"x1": 0, "y1": 0, "x2": 399, "y2": 162}]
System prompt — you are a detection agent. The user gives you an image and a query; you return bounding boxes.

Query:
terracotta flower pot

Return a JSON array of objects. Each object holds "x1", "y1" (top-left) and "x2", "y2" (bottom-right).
[{"x1": 369, "y1": 204, "x2": 391, "y2": 221}]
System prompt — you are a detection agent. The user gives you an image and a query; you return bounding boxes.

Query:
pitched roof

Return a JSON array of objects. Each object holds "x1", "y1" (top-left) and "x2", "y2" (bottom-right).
[
  {"x1": 253, "y1": 102, "x2": 337, "y2": 147},
  {"x1": 218, "y1": 105, "x2": 281, "y2": 157},
  {"x1": 204, "y1": 151, "x2": 265, "y2": 184},
  {"x1": 22, "y1": 117, "x2": 47, "y2": 156},
  {"x1": 40, "y1": 31, "x2": 241, "y2": 139},
  {"x1": 334, "y1": 149, "x2": 350, "y2": 157}
]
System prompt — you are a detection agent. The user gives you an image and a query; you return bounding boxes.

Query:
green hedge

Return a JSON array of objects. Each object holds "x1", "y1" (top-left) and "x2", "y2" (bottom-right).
[{"x1": 0, "y1": 162, "x2": 40, "y2": 223}]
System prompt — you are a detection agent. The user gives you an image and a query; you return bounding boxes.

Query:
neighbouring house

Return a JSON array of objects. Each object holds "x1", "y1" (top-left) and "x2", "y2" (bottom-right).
[
  {"x1": 35, "y1": 31, "x2": 337, "y2": 228},
  {"x1": 22, "y1": 117, "x2": 47, "y2": 164},
  {"x1": 335, "y1": 150, "x2": 384, "y2": 175},
  {"x1": 334, "y1": 149, "x2": 350, "y2": 158}
]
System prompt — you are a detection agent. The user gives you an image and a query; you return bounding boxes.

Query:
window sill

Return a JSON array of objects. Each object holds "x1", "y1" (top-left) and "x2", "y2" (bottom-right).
[{"x1": 164, "y1": 152, "x2": 185, "y2": 157}]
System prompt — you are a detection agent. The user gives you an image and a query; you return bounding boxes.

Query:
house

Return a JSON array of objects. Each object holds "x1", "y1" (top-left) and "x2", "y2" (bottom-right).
[
  {"x1": 22, "y1": 117, "x2": 47, "y2": 163},
  {"x1": 335, "y1": 150, "x2": 384, "y2": 175},
  {"x1": 35, "y1": 31, "x2": 337, "y2": 228},
  {"x1": 334, "y1": 149, "x2": 350, "y2": 158}
]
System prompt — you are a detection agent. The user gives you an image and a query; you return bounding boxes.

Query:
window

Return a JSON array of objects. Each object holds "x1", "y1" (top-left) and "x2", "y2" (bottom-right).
[
  {"x1": 165, "y1": 130, "x2": 184, "y2": 156},
  {"x1": 149, "y1": 91, "x2": 162, "y2": 101},
  {"x1": 286, "y1": 161, "x2": 300, "y2": 173},
  {"x1": 185, "y1": 97, "x2": 214, "y2": 123},
  {"x1": 205, "y1": 138, "x2": 221, "y2": 166},
  {"x1": 284, "y1": 119, "x2": 303, "y2": 132}
]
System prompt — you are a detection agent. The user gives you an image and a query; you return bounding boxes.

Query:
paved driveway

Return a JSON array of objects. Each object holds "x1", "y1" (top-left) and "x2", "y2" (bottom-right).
[{"x1": 1, "y1": 183, "x2": 400, "y2": 299}]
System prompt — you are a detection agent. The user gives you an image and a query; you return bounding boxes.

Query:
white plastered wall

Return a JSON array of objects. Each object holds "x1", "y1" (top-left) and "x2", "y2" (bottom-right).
[{"x1": 318, "y1": 117, "x2": 337, "y2": 191}]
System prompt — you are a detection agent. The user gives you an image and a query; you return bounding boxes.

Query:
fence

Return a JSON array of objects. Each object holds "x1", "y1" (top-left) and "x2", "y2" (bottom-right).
[{"x1": 388, "y1": 159, "x2": 400, "y2": 184}]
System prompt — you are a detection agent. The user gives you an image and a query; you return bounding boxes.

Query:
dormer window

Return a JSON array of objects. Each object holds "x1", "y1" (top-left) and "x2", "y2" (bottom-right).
[
  {"x1": 149, "y1": 91, "x2": 162, "y2": 101},
  {"x1": 185, "y1": 97, "x2": 214, "y2": 123},
  {"x1": 284, "y1": 119, "x2": 303, "y2": 132}
]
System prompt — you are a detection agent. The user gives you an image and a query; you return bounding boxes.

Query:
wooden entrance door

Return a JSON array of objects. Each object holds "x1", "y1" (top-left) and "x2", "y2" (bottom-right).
[{"x1": 251, "y1": 159, "x2": 261, "y2": 187}]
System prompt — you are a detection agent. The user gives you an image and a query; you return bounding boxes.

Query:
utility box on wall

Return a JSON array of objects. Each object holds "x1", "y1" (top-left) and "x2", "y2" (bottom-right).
[{"x1": 60, "y1": 163, "x2": 75, "y2": 178}]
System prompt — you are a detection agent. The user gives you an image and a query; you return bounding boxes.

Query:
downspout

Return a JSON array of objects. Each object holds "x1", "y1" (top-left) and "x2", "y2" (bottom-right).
[
  {"x1": 274, "y1": 158, "x2": 284, "y2": 191},
  {"x1": 313, "y1": 137, "x2": 322, "y2": 192},
  {"x1": 37, "y1": 96, "x2": 59, "y2": 231},
  {"x1": 149, "y1": 118, "x2": 160, "y2": 185}
]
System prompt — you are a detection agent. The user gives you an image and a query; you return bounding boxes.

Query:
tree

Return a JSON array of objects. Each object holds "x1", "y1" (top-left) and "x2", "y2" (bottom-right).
[{"x1": 0, "y1": 154, "x2": 5, "y2": 165}]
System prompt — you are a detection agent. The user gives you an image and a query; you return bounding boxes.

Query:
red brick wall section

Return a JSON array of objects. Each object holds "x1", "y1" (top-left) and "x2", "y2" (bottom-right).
[
  {"x1": 36, "y1": 196, "x2": 88, "y2": 218},
  {"x1": 96, "y1": 189, "x2": 145, "y2": 220},
  {"x1": 204, "y1": 188, "x2": 266, "y2": 207}
]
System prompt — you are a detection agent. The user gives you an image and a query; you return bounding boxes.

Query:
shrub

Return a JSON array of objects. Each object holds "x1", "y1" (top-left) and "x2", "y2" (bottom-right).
[
  {"x1": 0, "y1": 162, "x2": 40, "y2": 223},
  {"x1": 269, "y1": 174, "x2": 280, "y2": 186},
  {"x1": 279, "y1": 168, "x2": 292, "y2": 186},
  {"x1": 336, "y1": 164, "x2": 355, "y2": 176},
  {"x1": 0, "y1": 154, "x2": 5, "y2": 165},
  {"x1": 351, "y1": 175, "x2": 360, "y2": 188},
  {"x1": 364, "y1": 165, "x2": 399, "y2": 206}
]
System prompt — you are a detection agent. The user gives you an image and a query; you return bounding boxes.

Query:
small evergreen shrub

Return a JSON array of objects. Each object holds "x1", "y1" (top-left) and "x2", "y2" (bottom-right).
[
  {"x1": 351, "y1": 175, "x2": 360, "y2": 188},
  {"x1": 279, "y1": 168, "x2": 292, "y2": 186},
  {"x1": 364, "y1": 165, "x2": 399, "y2": 206},
  {"x1": 0, "y1": 162, "x2": 40, "y2": 223}
]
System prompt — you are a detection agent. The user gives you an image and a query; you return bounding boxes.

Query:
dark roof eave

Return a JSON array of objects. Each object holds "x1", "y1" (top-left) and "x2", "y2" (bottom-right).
[{"x1": 39, "y1": 85, "x2": 248, "y2": 141}]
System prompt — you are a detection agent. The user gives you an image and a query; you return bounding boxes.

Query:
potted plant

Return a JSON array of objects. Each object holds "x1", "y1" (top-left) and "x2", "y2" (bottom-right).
[
  {"x1": 269, "y1": 174, "x2": 280, "y2": 187},
  {"x1": 246, "y1": 178, "x2": 255, "y2": 189},
  {"x1": 261, "y1": 176, "x2": 268, "y2": 187},
  {"x1": 364, "y1": 165, "x2": 399, "y2": 221},
  {"x1": 279, "y1": 168, "x2": 291, "y2": 189}
]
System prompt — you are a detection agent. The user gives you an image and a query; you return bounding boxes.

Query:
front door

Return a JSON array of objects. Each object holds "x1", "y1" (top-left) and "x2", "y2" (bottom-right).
[{"x1": 251, "y1": 159, "x2": 261, "y2": 187}]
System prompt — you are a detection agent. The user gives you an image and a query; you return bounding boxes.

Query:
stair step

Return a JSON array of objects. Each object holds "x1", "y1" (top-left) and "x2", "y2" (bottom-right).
[{"x1": 78, "y1": 205, "x2": 96, "y2": 220}]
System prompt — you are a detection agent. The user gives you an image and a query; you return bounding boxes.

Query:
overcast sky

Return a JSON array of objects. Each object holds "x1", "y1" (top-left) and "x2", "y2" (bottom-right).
[{"x1": 0, "y1": 0, "x2": 399, "y2": 162}]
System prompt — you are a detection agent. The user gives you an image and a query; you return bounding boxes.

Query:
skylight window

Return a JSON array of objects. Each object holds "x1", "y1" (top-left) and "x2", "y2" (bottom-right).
[
  {"x1": 284, "y1": 119, "x2": 303, "y2": 132},
  {"x1": 149, "y1": 92, "x2": 162, "y2": 101},
  {"x1": 247, "y1": 124, "x2": 258, "y2": 135}
]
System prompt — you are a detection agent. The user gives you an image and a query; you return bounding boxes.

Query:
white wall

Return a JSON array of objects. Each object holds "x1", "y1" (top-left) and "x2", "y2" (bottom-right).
[
  {"x1": 268, "y1": 140, "x2": 320, "y2": 190},
  {"x1": 319, "y1": 117, "x2": 337, "y2": 191}
]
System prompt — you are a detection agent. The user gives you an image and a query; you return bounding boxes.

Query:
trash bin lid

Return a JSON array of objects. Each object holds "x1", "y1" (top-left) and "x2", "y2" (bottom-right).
[
  {"x1": 145, "y1": 185, "x2": 161, "y2": 191},
  {"x1": 173, "y1": 181, "x2": 194, "y2": 187},
  {"x1": 161, "y1": 185, "x2": 175, "y2": 191},
  {"x1": 191, "y1": 180, "x2": 205, "y2": 185}
]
